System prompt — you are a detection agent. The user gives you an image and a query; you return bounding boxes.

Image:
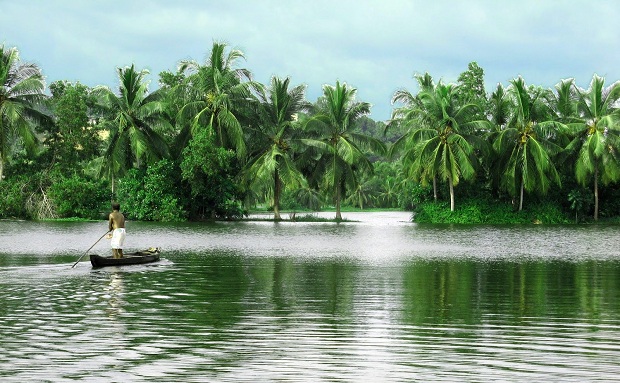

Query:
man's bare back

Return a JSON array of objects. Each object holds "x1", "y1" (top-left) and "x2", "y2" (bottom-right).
[
  {"x1": 109, "y1": 210, "x2": 125, "y2": 231},
  {"x1": 107, "y1": 203, "x2": 126, "y2": 258}
]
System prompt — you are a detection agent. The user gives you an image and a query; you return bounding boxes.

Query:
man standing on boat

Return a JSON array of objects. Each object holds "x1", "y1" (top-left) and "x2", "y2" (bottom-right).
[{"x1": 107, "y1": 202, "x2": 126, "y2": 259}]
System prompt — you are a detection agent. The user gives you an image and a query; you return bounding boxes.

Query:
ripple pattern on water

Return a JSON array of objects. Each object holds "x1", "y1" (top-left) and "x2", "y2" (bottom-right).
[{"x1": 2, "y1": 215, "x2": 620, "y2": 381}]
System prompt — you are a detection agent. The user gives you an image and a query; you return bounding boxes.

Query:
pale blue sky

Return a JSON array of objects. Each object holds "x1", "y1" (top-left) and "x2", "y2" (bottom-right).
[{"x1": 2, "y1": 0, "x2": 619, "y2": 121}]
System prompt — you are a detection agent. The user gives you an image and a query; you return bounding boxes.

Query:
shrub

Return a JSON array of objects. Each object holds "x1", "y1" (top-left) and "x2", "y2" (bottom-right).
[
  {"x1": 117, "y1": 159, "x2": 187, "y2": 222},
  {"x1": 181, "y1": 128, "x2": 245, "y2": 220},
  {"x1": 0, "y1": 178, "x2": 28, "y2": 218},
  {"x1": 413, "y1": 198, "x2": 571, "y2": 224},
  {"x1": 48, "y1": 175, "x2": 108, "y2": 219}
]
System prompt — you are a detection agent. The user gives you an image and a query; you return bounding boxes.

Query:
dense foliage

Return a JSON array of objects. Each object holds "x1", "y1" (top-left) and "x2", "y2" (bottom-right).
[
  {"x1": 117, "y1": 159, "x2": 186, "y2": 222},
  {"x1": 1, "y1": 42, "x2": 620, "y2": 223}
]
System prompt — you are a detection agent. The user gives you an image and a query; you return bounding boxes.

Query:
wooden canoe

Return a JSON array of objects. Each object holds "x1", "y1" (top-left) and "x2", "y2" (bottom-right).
[{"x1": 90, "y1": 248, "x2": 160, "y2": 268}]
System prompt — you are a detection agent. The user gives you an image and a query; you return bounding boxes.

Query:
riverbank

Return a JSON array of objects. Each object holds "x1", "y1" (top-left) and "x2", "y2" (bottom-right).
[
  {"x1": 412, "y1": 199, "x2": 620, "y2": 224},
  {"x1": 245, "y1": 210, "x2": 413, "y2": 225},
  {"x1": 249, "y1": 199, "x2": 619, "y2": 225}
]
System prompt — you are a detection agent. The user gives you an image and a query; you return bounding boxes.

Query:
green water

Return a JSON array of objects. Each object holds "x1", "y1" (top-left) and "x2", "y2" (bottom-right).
[{"x1": 1, "y1": 213, "x2": 619, "y2": 382}]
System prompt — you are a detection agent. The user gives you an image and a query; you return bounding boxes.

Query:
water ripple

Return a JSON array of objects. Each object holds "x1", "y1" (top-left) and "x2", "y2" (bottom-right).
[{"x1": 2, "y1": 216, "x2": 620, "y2": 381}]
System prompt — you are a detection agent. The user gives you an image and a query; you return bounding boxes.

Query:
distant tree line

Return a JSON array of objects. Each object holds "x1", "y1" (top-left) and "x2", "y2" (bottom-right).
[{"x1": 1, "y1": 43, "x2": 619, "y2": 223}]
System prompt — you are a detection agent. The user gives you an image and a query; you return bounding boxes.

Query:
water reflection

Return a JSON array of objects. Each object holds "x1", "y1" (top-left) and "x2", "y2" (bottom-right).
[
  {"x1": 2, "y1": 215, "x2": 620, "y2": 381},
  {"x1": 104, "y1": 272, "x2": 125, "y2": 319}
]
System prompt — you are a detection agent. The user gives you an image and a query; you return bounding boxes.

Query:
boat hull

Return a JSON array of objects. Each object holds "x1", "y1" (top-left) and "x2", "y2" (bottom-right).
[{"x1": 90, "y1": 248, "x2": 160, "y2": 268}]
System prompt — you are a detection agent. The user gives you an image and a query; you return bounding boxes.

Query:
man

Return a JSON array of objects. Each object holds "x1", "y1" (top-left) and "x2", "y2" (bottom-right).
[{"x1": 107, "y1": 202, "x2": 126, "y2": 258}]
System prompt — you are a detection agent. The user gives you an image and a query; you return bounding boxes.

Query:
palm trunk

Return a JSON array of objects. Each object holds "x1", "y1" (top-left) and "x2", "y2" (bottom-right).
[
  {"x1": 519, "y1": 181, "x2": 524, "y2": 211},
  {"x1": 333, "y1": 152, "x2": 342, "y2": 221},
  {"x1": 111, "y1": 174, "x2": 116, "y2": 202},
  {"x1": 335, "y1": 182, "x2": 342, "y2": 220},
  {"x1": 449, "y1": 177, "x2": 455, "y2": 212},
  {"x1": 0, "y1": 158, "x2": 4, "y2": 181},
  {"x1": 594, "y1": 166, "x2": 599, "y2": 221},
  {"x1": 575, "y1": 210, "x2": 578, "y2": 224},
  {"x1": 433, "y1": 177, "x2": 438, "y2": 201},
  {"x1": 273, "y1": 169, "x2": 281, "y2": 221}
]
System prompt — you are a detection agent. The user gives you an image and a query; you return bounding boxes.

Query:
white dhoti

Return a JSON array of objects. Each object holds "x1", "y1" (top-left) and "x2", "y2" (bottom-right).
[{"x1": 110, "y1": 228, "x2": 126, "y2": 249}]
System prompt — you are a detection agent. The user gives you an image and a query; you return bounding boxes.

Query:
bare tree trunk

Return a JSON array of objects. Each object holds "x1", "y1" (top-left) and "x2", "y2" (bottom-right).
[
  {"x1": 111, "y1": 174, "x2": 116, "y2": 202},
  {"x1": 449, "y1": 178, "x2": 455, "y2": 212},
  {"x1": 519, "y1": 181, "x2": 524, "y2": 211},
  {"x1": 273, "y1": 169, "x2": 281, "y2": 221},
  {"x1": 575, "y1": 211, "x2": 578, "y2": 224},
  {"x1": 0, "y1": 158, "x2": 3, "y2": 181},
  {"x1": 594, "y1": 167, "x2": 599, "y2": 221},
  {"x1": 335, "y1": 182, "x2": 342, "y2": 220}
]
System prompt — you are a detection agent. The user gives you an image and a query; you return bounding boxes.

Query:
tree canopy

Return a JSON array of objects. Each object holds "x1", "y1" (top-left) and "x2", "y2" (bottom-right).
[{"x1": 2, "y1": 42, "x2": 620, "y2": 223}]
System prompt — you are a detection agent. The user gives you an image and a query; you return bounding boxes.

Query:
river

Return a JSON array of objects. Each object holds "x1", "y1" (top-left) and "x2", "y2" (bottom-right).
[{"x1": 1, "y1": 212, "x2": 619, "y2": 382}]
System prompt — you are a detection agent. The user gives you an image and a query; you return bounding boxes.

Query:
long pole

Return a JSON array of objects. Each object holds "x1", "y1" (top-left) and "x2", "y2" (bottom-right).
[{"x1": 71, "y1": 230, "x2": 111, "y2": 268}]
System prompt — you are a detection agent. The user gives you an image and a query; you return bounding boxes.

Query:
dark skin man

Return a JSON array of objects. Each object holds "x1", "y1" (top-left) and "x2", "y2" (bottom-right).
[{"x1": 107, "y1": 202, "x2": 126, "y2": 258}]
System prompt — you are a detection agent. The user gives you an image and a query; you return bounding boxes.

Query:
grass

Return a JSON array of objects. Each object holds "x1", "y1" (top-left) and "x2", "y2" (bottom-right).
[{"x1": 413, "y1": 198, "x2": 572, "y2": 224}]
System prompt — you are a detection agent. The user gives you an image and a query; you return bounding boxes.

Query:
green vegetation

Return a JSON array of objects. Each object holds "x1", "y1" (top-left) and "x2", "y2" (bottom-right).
[
  {"x1": 414, "y1": 198, "x2": 570, "y2": 224},
  {"x1": 2, "y1": 42, "x2": 620, "y2": 224}
]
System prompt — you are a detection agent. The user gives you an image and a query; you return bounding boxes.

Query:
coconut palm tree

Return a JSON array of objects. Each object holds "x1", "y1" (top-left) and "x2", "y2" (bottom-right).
[
  {"x1": 0, "y1": 45, "x2": 48, "y2": 180},
  {"x1": 390, "y1": 73, "x2": 435, "y2": 125},
  {"x1": 177, "y1": 41, "x2": 254, "y2": 159},
  {"x1": 389, "y1": 73, "x2": 440, "y2": 199},
  {"x1": 485, "y1": 84, "x2": 513, "y2": 194},
  {"x1": 488, "y1": 83, "x2": 511, "y2": 129},
  {"x1": 492, "y1": 77, "x2": 562, "y2": 211},
  {"x1": 564, "y1": 74, "x2": 620, "y2": 220},
  {"x1": 552, "y1": 78, "x2": 579, "y2": 124},
  {"x1": 304, "y1": 81, "x2": 386, "y2": 220},
  {"x1": 245, "y1": 76, "x2": 310, "y2": 220},
  {"x1": 94, "y1": 64, "x2": 170, "y2": 195},
  {"x1": 401, "y1": 82, "x2": 488, "y2": 211}
]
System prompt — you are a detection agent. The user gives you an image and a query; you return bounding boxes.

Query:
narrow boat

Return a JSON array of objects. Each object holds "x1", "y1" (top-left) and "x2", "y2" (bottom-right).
[{"x1": 90, "y1": 247, "x2": 161, "y2": 268}]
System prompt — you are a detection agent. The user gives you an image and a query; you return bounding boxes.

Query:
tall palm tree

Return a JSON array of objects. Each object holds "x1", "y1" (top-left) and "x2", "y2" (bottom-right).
[
  {"x1": 94, "y1": 64, "x2": 170, "y2": 195},
  {"x1": 488, "y1": 83, "x2": 511, "y2": 129},
  {"x1": 565, "y1": 74, "x2": 620, "y2": 220},
  {"x1": 492, "y1": 77, "x2": 562, "y2": 211},
  {"x1": 552, "y1": 78, "x2": 578, "y2": 124},
  {"x1": 177, "y1": 41, "x2": 254, "y2": 159},
  {"x1": 389, "y1": 73, "x2": 440, "y2": 199},
  {"x1": 486, "y1": 83, "x2": 514, "y2": 195},
  {"x1": 401, "y1": 82, "x2": 488, "y2": 211},
  {"x1": 246, "y1": 76, "x2": 310, "y2": 220},
  {"x1": 390, "y1": 73, "x2": 435, "y2": 124},
  {"x1": 0, "y1": 45, "x2": 48, "y2": 180},
  {"x1": 304, "y1": 81, "x2": 386, "y2": 220}
]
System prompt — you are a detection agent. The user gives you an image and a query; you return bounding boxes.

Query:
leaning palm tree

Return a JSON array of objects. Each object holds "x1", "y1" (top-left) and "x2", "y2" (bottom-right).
[
  {"x1": 0, "y1": 45, "x2": 48, "y2": 180},
  {"x1": 246, "y1": 76, "x2": 310, "y2": 220},
  {"x1": 93, "y1": 64, "x2": 170, "y2": 195},
  {"x1": 177, "y1": 41, "x2": 254, "y2": 159},
  {"x1": 493, "y1": 77, "x2": 563, "y2": 211},
  {"x1": 304, "y1": 81, "x2": 386, "y2": 220},
  {"x1": 390, "y1": 72, "x2": 435, "y2": 126},
  {"x1": 564, "y1": 74, "x2": 620, "y2": 220},
  {"x1": 400, "y1": 82, "x2": 488, "y2": 211}
]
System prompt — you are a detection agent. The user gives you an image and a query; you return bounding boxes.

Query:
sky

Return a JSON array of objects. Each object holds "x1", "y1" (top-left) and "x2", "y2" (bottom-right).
[{"x1": 2, "y1": 0, "x2": 619, "y2": 121}]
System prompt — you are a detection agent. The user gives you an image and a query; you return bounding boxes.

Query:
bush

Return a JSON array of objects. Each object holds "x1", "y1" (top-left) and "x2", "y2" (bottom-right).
[
  {"x1": 117, "y1": 159, "x2": 187, "y2": 222},
  {"x1": 48, "y1": 175, "x2": 109, "y2": 219},
  {"x1": 181, "y1": 128, "x2": 245, "y2": 220},
  {"x1": 414, "y1": 198, "x2": 571, "y2": 224},
  {"x1": 0, "y1": 178, "x2": 28, "y2": 218}
]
